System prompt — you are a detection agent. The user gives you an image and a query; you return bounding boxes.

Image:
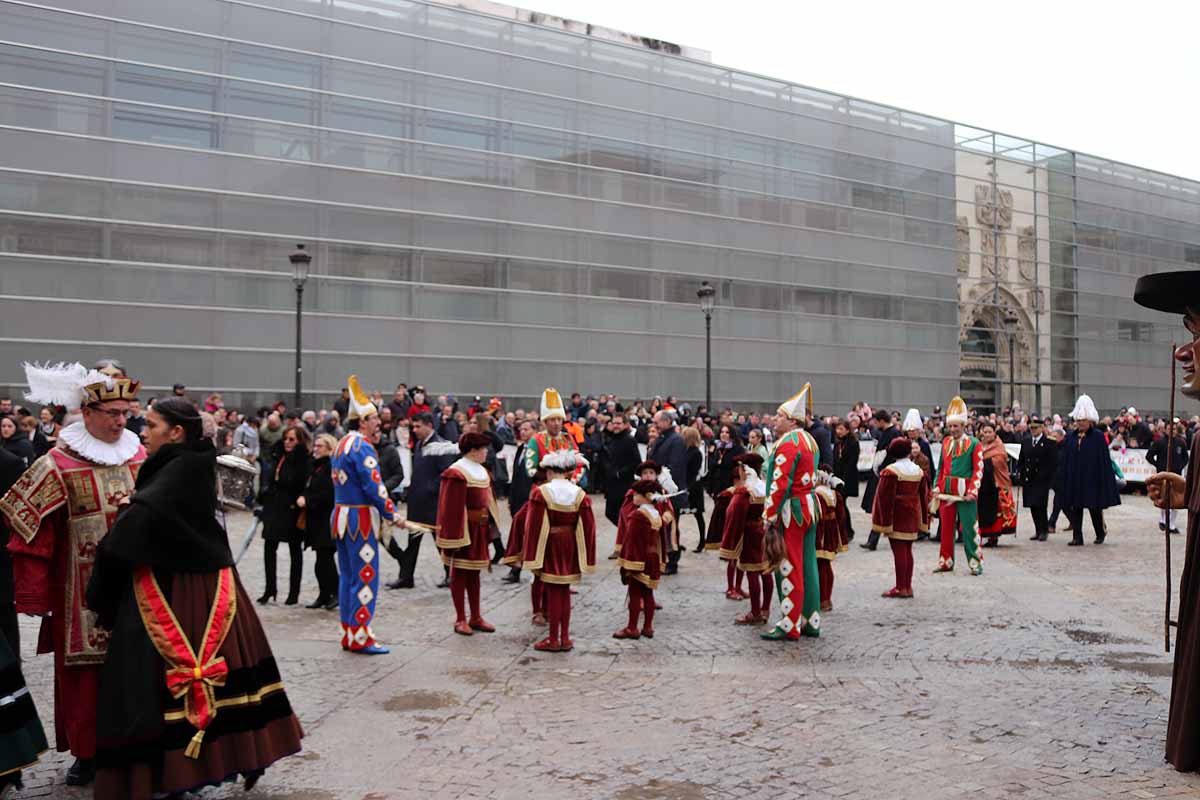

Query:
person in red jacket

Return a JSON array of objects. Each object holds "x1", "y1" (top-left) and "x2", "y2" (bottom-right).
[
  {"x1": 721, "y1": 453, "x2": 770, "y2": 624},
  {"x1": 436, "y1": 433, "x2": 500, "y2": 636},
  {"x1": 872, "y1": 437, "x2": 932, "y2": 598},
  {"x1": 614, "y1": 479, "x2": 664, "y2": 640}
]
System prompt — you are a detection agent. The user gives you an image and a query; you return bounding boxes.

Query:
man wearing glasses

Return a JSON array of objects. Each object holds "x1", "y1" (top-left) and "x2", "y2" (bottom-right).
[{"x1": 0, "y1": 362, "x2": 147, "y2": 788}]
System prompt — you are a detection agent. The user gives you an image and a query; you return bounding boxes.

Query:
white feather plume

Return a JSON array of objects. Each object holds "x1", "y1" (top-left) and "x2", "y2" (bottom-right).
[
  {"x1": 22, "y1": 362, "x2": 89, "y2": 408},
  {"x1": 658, "y1": 466, "x2": 679, "y2": 495}
]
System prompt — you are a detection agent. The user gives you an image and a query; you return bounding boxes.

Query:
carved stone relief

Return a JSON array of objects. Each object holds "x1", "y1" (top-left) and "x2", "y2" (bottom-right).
[
  {"x1": 956, "y1": 216, "x2": 970, "y2": 274},
  {"x1": 1017, "y1": 225, "x2": 1036, "y2": 282}
]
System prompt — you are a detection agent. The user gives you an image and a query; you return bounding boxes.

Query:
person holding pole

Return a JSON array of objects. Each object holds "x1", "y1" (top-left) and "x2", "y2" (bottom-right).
[{"x1": 1138, "y1": 270, "x2": 1200, "y2": 772}]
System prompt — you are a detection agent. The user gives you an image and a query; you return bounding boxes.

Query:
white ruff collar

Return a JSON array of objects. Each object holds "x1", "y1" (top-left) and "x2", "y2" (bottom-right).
[
  {"x1": 59, "y1": 421, "x2": 141, "y2": 466},
  {"x1": 890, "y1": 458, "x2": 924, "y2": 479},
  {"x1": 543, "y1": 478, "x2": 581, "y2": 507},
  {"x1": 451, "y1": 457, "x2": 489, "y2": 482}
]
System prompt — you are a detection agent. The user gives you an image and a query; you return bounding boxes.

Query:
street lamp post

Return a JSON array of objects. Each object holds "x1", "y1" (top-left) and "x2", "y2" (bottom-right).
[
  {"x1": 697, "y1": 281, "x2": 716, "y2": 412},
  {"x1": 290, "y1": 244, "x2": 312, "y2": 412},
  {"x1": 1003, "y1": 307, "x2": 1019, "y2": 413}
]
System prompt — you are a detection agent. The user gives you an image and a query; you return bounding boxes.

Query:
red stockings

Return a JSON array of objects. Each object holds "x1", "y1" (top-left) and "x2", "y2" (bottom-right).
[
  {"x1": 760, "y1": 572, "x2": 774, "y2": 617},
  {"x1": 818, "y1": 559, "x2": 833, "y2": 607},
  {"x1": 747, "y1": 572, "x2": 762, "y2": 617},
  {"x1": 531, "y1": 575, "x2": 545, "y2": 615},
  {"x1": 625, "y1": 583, "x2": 655, "y2": 631},
  {"x1": 544, "y1": 584, "x2": 572, "y2": 642},
  {"x1": 725, "y1": 562, "x2": 746, "y2": 593},
  {"x1": 889, "y1": 538, "x2": 914, "y2": 592},
  {"x1": 451, "y1": 570, "x2": 482, "y2": 623}
]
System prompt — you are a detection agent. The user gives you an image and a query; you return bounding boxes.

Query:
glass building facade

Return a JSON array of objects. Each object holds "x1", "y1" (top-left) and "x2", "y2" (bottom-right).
[{"x1": 0, "y1": 0, "x2": 1191, "y2": 415}]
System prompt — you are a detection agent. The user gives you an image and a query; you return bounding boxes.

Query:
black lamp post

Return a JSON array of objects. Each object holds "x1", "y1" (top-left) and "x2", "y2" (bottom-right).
[
  {"x1": 697, "y1": 281, "x2": 716, "y2": 411},
  {"x1": 290, "y1": 244, "x2": 311, "y2": 412},
  {"x1": 1003, "y1": 307, "x2": 1019, "y2": 413}
]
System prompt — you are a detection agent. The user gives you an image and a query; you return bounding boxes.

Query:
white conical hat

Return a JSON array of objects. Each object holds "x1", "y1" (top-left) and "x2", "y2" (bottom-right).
[
  {"x1": 346, "y1": 375, "x2": 378, "y2": 421},
  {"x1": 945, "y1": 396, "x2": 969, "y2": 425},
  {"x1": 776, "y1": 383, "x2": 812, "y2": 421},
  {"x1": 1070, "y1": 394, "x2": 1099, "y2": 422},
  {"x1": 540, "y1": 387, "x2": 566, "y2": 421},
  {"x1": 902, "y1": 408, "x2": 923, "y2": 432}
]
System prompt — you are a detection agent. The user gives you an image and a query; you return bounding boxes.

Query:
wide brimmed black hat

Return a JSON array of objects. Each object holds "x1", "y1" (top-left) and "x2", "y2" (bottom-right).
[{"x1": 1134, "y1": 270, "x2": 1200, "y2": 314}]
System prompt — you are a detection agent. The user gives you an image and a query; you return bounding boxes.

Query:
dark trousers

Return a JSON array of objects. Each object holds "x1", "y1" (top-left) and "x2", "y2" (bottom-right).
[
  {"x1": 0, "y1": 603, "x2": 17, "y2": 658},
  {"x1": 1048, "y1": 492, "x2": 1064, "y2": 528},
  {"x1": 313, "y1": 548, "x2": 338, "y2": 601},
  {"x1": 1028, "y1": 503, "x2": 1049, "y2": 537},
  {"x1": 1067, "y1": 507, "x2": 1107, "y2": 543},
  {"x1": 264, "y1": 539, "x2": 303, "y2": 600},
  {"x1": 388, "y1": 533, "x2": 424, "y2": 582}
]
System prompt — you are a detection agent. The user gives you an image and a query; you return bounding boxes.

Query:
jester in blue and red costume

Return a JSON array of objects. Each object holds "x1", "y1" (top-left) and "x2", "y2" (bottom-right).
[
  {"x1": 761, "y1": 384, "x2": 822, "y2": 641},
  {"x1": 331, "y1": 377, "x2": 396, "y2": 655}
]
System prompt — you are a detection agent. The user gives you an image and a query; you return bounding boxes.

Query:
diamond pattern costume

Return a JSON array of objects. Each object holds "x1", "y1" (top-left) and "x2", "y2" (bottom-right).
[
  {"x1": 763, "y1": 428, "x2": 821, "y2": 639},
  {"x1": 331, "y1": 431, "x2": 395, "y2": 652},
  {"x1": 935, "y1": 408, "x2": 985, "y2": 575}
]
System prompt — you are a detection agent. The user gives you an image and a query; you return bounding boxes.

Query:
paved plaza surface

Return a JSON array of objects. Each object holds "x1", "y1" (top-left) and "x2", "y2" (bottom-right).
[{"x1": 12, "y1": 492, "x2": 1200, "y2": 799}]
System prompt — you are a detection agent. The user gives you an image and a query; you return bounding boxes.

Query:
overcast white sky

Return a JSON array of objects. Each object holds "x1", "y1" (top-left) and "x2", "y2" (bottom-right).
[{"x1": 522, "y1": 0, "x2": 1200, "y2": 181}]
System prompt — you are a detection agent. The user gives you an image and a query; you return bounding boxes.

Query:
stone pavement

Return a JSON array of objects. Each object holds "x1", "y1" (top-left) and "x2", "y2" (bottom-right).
[{"x1": 12, "y1": 493, "x2": 1200, "y2": 799}]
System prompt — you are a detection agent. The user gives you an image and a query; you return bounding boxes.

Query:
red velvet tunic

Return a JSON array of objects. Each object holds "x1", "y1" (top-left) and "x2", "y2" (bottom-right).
[
  {"x1": 617, "y1": 504, "x2": 662, "y2": 590},
  {"x1": 704, "y1": 488, "x2": 733, "y2": 550},
  {"x1": 435, "y1": 459, "x2": 499, "y2": 571},
  {"x1": 721, "y1": 486, "x2": 768, "y2": 572},
  {"x1": 815, "y1": 486, "x2": 849, "y2": 560},
  {"x1": 521, "y1": 481, "x2": 597, "y2": 584},
  {"x1": 501, "y1": 503, "x2": 530, "y2": 567},
  {"x1": 614, "y1": 490, "x2": 636, "y2": 550},
  {"x1": 870, "y1": 459, "x2": 931, "y2": 541}
]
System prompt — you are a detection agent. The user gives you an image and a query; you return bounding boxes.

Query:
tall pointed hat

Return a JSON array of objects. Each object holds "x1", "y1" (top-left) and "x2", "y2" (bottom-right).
[
  {"x1": 346, "y1": 375, "x2": 378, "y2": 421},
  {"x1": 776, "y1": 383, "x2": 812, "y2": 421},
  {"x1": 902, "y1": 408, "x2": 923, "y2": 432},
  {"x1": 1070, "y1": 394, "x2": 1099, "y2": 423},
  {"x1": 945, "y1": 396, "x2": 968, "y2": 425},
  {"x1": 540, "y1": 387, "x2": 566, "y2": 421}
]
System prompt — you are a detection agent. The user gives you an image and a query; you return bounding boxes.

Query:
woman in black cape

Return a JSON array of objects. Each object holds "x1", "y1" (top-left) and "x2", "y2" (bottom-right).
[{"x1": 86, "y1": 397, "x2": 303, "y2": 800}]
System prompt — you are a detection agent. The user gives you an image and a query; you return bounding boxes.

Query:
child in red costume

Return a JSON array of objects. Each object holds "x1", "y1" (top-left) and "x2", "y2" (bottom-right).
[
  {"x1": 614, "y1": 479, "x2": 664, "y2": 640},
  {"x1": 871, "y1": 437, "x2": 931, "y2": 598},
  {"x1": 436, "y1": 433, "x2": 501, "y2": 635}
]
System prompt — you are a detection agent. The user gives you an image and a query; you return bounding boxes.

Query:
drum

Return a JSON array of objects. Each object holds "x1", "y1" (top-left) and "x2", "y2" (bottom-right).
[{"x1": 216, "y1": 454, "x2": 257, "y2": 510}]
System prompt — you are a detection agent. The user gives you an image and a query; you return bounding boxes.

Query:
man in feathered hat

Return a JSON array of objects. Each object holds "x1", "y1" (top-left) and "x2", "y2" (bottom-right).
[
  {"x1": 932, "y1": 396, "x2": 985, "y2": 575},
  {"x1": 525, "y1": 388, "x2": 581, "y2": 481},
  {"x1": 0, "y1": 362, "x2": 147, "y2": 786},
  {"x1": 521, "y1": 449, "x2": 596, "y2": 652},
  {"x1": 761, "y1": 384, "x2": 822, "y2": 641},
  {"x1": 1139, "y1": 269, "x2": 1200, "y2": 771},
  {"x1": 1058, "y1": 394, "x2": 1120, "y2": 547},
  {"x1": 330, "y1": 376, "x2": 398, "y2": 655}
]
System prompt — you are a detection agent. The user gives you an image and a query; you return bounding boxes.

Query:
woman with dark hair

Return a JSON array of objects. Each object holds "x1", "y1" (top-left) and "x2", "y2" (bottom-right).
[
  {"x1": 85, "y1": 397, "x2": 303, "y2": 799},
  {"x1": 705, "y1": 424, "x2": 744, "y2": 497},
  {"x1": 0, "y1": 416, "x2": 34, "y2": 468},
  {"x1": 300, "y1": 434, "x2": 338, "y2": 609},
  {"x1": 258, "y1": 425, "x2": 311, "y2": 605}
]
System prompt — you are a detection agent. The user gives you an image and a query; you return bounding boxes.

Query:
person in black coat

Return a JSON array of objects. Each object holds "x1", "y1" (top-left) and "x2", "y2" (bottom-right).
[
  {"x1": 376, "y1": 431, "x2": 405, "y2": 498},
  {"x1": 602, "y1": 417, "x2": 641, "y2": 527},
  {"x1": 1147, "y1": 422, "x2": 1189, "y2": 534},
  {"x1": 0, "y1": 446, "x2": 25, "y2": 653},
  {"x1": 860, "y1": 410, "x2": 902, "y2": 516},
  {"x1": 648, "y1": 412, "x2": 688, "y2": 575},
  {"x1": 501, "y1": 421, "x2": 537, "y2": 583},
  {"x1": 1060, "y1": 397, "x2": 1120, "y2": 546},
  {"x1": 258, "y1": 425, "x2": 311, "y2": 604},
  {"x1": 1017, "y1": 415, "x2": 1057, "y2": 541},
  {"x1": 387, "y1": 412, "x2": 458, "y2": 589},
  {"x1": 705, "y1": 424, "x2": 745, "y2": 498},
  {"x1": 300, "y1": 434, "x2": 338, "y2": 608},
  {"x1": 683, "y1": 426, "x2": 707, "y2": 554},
  {"x1": 0, "y1": 416, "x2": 34, "y2": 469},
  {"x1": 832, "y1": 421, "x2": 860, "y2": 542}
]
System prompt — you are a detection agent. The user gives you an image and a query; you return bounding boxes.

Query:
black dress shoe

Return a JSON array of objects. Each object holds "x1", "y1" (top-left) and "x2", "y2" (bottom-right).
[
  {"x1": 386, "y1": 578, "x2": 404, "y2": 590},
  {"x1": 501, "y1": 569, "x2": 521, "y2": 584},
  {"x1": 663, "y1": 564, "x2": 678, "y2": 576},
  {"x1": 256, "y1": 592, "x2": 276, "y2": 605},
  {"x1": 1068, "y1": 539, "x2": 1083, "y2": 547},
  {"x1": 1035, "y1": 534, "x2": 1048, "y2": 542},
  {"x1": 859, "y1": 543, "x2": 875, "y2": 551},
  {"x1": 306, "y1": 597, "x2": 327, "y2": 609},
  {"x1": 1094, "y1": 533, "x2": 1106, "y2": 545},
  {"x1": 435, "y1": 578, "x2": 451, "y2": 589},
  {"x1": 323, "y1": 598, "x2": 339, "y2": 611},
  {"x1": 284, "y1": 595, "x2": 299, "y2": 606},
  {"x1": 65, "y1": 758, "x2": 94, "y2": 787}
]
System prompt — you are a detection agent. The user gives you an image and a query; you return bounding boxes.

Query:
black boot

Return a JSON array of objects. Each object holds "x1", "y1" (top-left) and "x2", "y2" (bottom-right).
[
  {"x1": 490, "y1": 539, "x2": 504, "y2": 565},
  {"x1": 65, "y1": 758, "x2": 94, "y2": 787},
  {"x1": 306, "y1": 596, "x2": 327, "y2": 609},
  {"x1": 501, "y1": 566, "x2": 521, "y2": 584}
]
